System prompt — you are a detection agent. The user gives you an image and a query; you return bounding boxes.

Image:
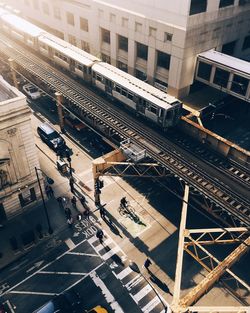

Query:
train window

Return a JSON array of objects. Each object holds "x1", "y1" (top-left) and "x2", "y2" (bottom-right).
[
  {"x1": 213, "y1": 68, "x2": 230, "y2": 87},
  {"x1": 149, "y1": 106, "x2": 157, "y2": 114},
  {"x1": 197, "y1": 62, "x2": 212, "y2": 81},
  {"x1": 159, "y1": 109, "x2": 164, "y2": 117},
  {"x1": 122, "y1": 89, "x2": 127, "y2": 96},
  {"x1": 77, "y1": 64, "x2": 83, "y2": 71},
  {"x1": 96, "y1": 74, "x2": 102, "y2": 82},
  {"x1": 116, "y1": 86, "x2": 121, "y2": 93},
  {"x1": 128, "y1": 93, "x2": 133, "y2": 100},
  {"x1": 166, "y1": 110, "x2": 173, "y2": 119}
]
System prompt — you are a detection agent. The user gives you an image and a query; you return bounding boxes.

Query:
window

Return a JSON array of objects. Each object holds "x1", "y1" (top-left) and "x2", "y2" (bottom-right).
[
  {"x1": 122, "y1": 17, "x2": 128, "y2": 27},
  {"x1": 221, "y1": 40, "x2": 236, "y2": 56},
  {"x1": 135, "y1": 22, "x2": 142, "y2": 32},
  {"x1": 42, "y1": 2, "x2": 49, "y2": 15},
  {"x1": 149, "y1": 106, "x2": 157, "y2": 114},
  {"x1": 197, "y1": 62, "x2": 212, "y2": 81},
  {"x1": 67, "y1": 12, "x2": 74, "y2": 26},
  {"x1": 149, "y1": 27, "x2": 156, "y2": 37},
  {"x1": 32, "y1": 0, "x2": 39, "y2": 9},
  {"x1": 242, "y1": 35, "x2": 250, "y2": 50},
  {"x1": 135, "y1": 69, "x2": 147, "y2": 81},
  {"x1": 118, "y1": 35, "x2": 128, "y2": 51},
  {"x1": 136, "y1": 42, "x2": 148, "y2": 60},
  {"x1": 219, "y1": 0, "x2": 234, "y2": 8},
  {"x1": 157, "y1": 51, "x2": 171, "y2": 70},
  {"x1": 164, "y1": 32, "x2": 173, "y2": 42},
  {"x1": 53, "y1": 6, "x2": 61, "y2": 19},
  {"x1": 68, "y1": 34, "x2": 77, "y2": 46},
  {"x1": 230, "y1": 75, "x2": 248, "y2": 95},
  {"x1": 189, "y1": 0, "x2": 207, "y2": 15},
  {"x1": 213, "y1": 68, "x2": 230, "y2": 87},
  {"x1": 117, "y1": 61, "x2": 128, "y2": 72},
  {"x1": 81, "y1": 40, "x2": 90, "y2": 52},
  {"x1": 110, "y1": 13, "x2": 116, "y2": 22},
  {"x1": 116, "y1": 85, "x2": 121, "y2": 93},
  {"x1": 101, "y1": 53, "x2": 111, "y2": 63},
  {"x1": 80, "y1": 17, "x2": 88, "y2": 32},
  {"x1": 101, "y1": 28, "x2": 110, "y2": 44}
]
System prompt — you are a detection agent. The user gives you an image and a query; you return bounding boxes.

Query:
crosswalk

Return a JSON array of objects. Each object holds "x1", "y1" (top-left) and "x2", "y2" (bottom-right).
[{"x1": 88, "y1": 233, "x2": 169, "y2": 313}]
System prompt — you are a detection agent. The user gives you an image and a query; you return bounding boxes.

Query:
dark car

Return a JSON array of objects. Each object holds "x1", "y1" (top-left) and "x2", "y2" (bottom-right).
[
  {"x1": 37, "y1": 123, "x2": 65, "y2": 151},
  {"x1": 33, "y1": 290, "x2": 81, "y2": 313}
]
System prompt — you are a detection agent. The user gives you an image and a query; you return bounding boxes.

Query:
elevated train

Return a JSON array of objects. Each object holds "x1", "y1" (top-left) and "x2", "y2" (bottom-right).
[{"x1": 0, "y1": 8, "x2": 182, "y2": 129}]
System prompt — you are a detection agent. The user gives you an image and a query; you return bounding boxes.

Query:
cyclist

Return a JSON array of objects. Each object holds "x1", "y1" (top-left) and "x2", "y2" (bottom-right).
[{"x1": 120, "y1": 197, "x2": 128, "y2": 208}]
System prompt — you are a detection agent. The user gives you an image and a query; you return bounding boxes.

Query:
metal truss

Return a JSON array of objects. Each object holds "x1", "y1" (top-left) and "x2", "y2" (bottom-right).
[{"x1": 172, "y1": 185, "x2": 250, "y2": 313}]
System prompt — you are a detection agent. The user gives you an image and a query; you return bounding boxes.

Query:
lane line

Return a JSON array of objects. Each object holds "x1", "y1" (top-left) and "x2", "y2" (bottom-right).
[
  {"x1": 115, "y1": 267, "x2": 133, "y2": 280},
  {"x1": 39, "y1": 271, "x2": 86, "y2": 276},
  {"x1": 125, "y1": 275, "x2": 143, "y2": 290},
  {"x1": 65, "y1": 239, "x2": 76, "y2": 249},
  {"x1": 102, "y1": 246, "x2": 120, "y2": 261},
  {"x1": 67, "y1": 252, "x2": 99, "y2": 257},
  {"x1": 132, "y1": 284, "x2": 152, "y2": 302},
  {"x1": 141, "y1": 296, "x2": 161, "y2": 312},
  {"x1": 3, "y1": 238, "x2": 87, "y2": 295},
  {"x1": 9, "y1": 291, "x2": 57, "y2": 296}
]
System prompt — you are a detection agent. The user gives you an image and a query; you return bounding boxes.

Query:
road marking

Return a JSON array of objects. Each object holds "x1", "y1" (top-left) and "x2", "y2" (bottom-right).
[
  {"x1": 141, "y1": 296, "x2": 161, "y2": 312},
  {"x1": 125, "y1": 275, "x2": 143, "y2": 290},
  {"x1": 67, "y1": 251, "x2": 99, "y2": 257},
  {"x1": 9, "y1": 291, "x2": 57, "y2": 296},
  {"x1": 65, "y1": 238, "x2": 76, "y2": 249},
  {"x1": 39, "y1": 271, "x2": 86, "y2": 275},
  {"x1": 91, "y1": 271, "x2": 124, "y2": 313},
  {"x1": 115, "y1": 267, "x2": 133, "y2": 280},
  {"x1": 94, "y1": 238, "x2": 113, "y2": 251},
  {"x1": 26, "y1": 261, "x2": 45, "y2": 273},
  {"x1": 132, "y1": 284, "x2": 152, "y2": 302},
  {"x1": 102, "y1": 246, "x2": 120, "y2": 261}
]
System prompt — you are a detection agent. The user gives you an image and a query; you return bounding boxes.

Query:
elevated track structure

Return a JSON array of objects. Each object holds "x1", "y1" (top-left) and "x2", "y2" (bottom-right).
[{"x1": 0, "y1": 32, "x2": 249, "y2": 229}]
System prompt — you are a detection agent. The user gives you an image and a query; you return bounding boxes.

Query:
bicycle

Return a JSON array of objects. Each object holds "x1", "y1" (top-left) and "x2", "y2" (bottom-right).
[{"x1": 118, "y1": 201, "x2": 135, "y2": 218}]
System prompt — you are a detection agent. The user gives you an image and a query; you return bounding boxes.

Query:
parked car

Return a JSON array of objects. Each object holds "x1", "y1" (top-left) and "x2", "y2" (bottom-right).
[
  {"x1": 22, "y1": 83, "x2": 42, "y2": 100},
  {"x1": 37, "y1": 123, "x2": 65, "y2": 151},
  {"x1": 64, "y1": 114, "x2": 86, "y2": 131},
  {"x1": 86, "y1": 305, "x2": 108, "y2": 313}
]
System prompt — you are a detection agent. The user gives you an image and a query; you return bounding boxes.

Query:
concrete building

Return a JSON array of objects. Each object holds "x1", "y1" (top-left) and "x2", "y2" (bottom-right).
[
  {"x1": 0, "y1": 75, "x2": 40, "y2": 221},
  {"x1": 3, "y1": 0, "x2": 250, "y2": 98}
]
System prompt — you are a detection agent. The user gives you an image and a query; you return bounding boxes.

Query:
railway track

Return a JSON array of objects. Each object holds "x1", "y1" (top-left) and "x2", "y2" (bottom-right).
[{"x1": 0, "y1": 33, "x2": 249, "y2": 227}]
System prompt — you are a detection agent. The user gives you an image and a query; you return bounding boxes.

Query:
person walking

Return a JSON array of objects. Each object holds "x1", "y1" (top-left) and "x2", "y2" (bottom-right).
[
  {"x1": 80, "y1": 195, "x2": 86, "y2": 208},
  {"x1": 71, "y1": 196, "x2": 77, "y2": 209},
  {"x1": 100, "y1": 206, "x2": 106, "y2": 219},
  {"x1": 48, "y1": 186, "x2": 54, "y2": 197},
  {"x1": 67, "y1": 216, "x2": 74, "y2": 228},
  {"x1": 64, "y1": 207, "x2": 72, "y2": 220},
  {"x1": 57, "y1": 197, "x2": 64, "y2": 209},
  {"x1": 83, "y1": 208, "x2": 90, "y2": 220},
  {"x1": 96, "y1": 229, "x2": 104, "y2": 244},
  {"x1": 45, "y1": 185, "x2": 50, "y2": 198},
  {"x1": 69, "y1": 177, "x2": 75, "y2": 194},
  {"x1": 144, "y1": 258, "x2": 152, "y2": 272}
]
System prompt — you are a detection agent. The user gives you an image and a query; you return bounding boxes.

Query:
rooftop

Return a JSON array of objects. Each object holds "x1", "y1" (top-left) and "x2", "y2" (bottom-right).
[{"x1": 0, "y1": 76, "x2": 16, "y2": 102}]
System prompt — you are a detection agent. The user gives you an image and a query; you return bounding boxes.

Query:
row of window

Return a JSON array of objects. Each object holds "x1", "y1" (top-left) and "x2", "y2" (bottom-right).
[
  {"x1": 189, "y1": 0, "x2": 248, "y2": 15},
  {"x1": 197, "y1": 62, "x2": 249, "y2": 96}
]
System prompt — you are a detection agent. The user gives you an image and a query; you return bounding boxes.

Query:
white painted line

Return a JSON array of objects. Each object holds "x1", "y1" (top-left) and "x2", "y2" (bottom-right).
[
  {"x1": 39, "y1": 271, "x2": 86, "y2": 275},
  {"x1": 132, "y1": 284, "x2": 152, "y2": 302},
  {"x1": 94, "y1": 238, "x2": 113, "y2": 251},
  {"x1": 102, "y1": 246, "x2": 120, "y2": 261},
  {"x1": 65, "y1": 238, "x2": 76, "y2": 249},
  {"x1": 3, "y1": 238, "x2": 87, "y2": 296},
  {"x1": 88, "y1": 235, "x2": 98, "y2": 244},
  {"x1": 67, "y1": 251, "x2": 99, "y2": 257},
  {"x1": 91, "y1": 271, "x2": 124, "y2": 313},
  {"x1": 125, "y1": 274, "x2": 143, "y2": 290},
  {"x1": 141, "y1": 296, "x2": 161, "y2": 312},
  {"x1": 115, "y1": 267, "x2": 133, "y2": 280},
  {"x1": 10, "y1": 291, "x2": 57, "y2": 296}
]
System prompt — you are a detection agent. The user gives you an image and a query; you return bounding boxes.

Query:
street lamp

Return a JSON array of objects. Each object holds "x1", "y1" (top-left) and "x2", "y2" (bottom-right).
[
  {"x1": 129, "y1": 261, "x2": 168, "y2": 312},
  {"x1": 35, "y1": 167, "x2": 53, "y2": 234}
]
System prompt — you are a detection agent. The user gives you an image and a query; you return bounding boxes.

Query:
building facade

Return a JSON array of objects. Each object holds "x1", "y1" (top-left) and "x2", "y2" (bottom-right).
[
  {"x1": 4, "y1": 0, "x2": 250, "y2": 98},
  {"x1": 0, "y1": 76, "x2": 40, "y2": 222}
]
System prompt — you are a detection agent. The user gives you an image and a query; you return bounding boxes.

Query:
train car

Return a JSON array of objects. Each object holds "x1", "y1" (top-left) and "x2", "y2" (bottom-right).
[
  {"x1": 91, "y1": 62, "x2": 182, "y2": 128},
  {"x1": 38, "y1": 33, "x2": 100, "y2": 82},
  {"x1": 0, "y1": 11, "x2": 44, "y2": 50}
]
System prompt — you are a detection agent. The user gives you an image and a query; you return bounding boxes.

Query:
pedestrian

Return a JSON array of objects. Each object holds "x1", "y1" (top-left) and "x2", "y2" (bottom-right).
[
  {"x1": 80, "y1": 195, "x2": 86, "y2": 207},
  {"x1": 77, "y1": 213, "x2": 82, "y2": 221},
  {"x1": 45, "y1": 185, "x2": 50, "y2": 198},
  {"x1": 83, "y1": 208, "x2": 90, "y2": 220},
  {"x1": 71, "y1": 196, "x2": 77, "y2": 209},
  {"x1": 57, "y1": 197, "x2": 64, "y2": 209},
  {"x1": 144, "y1": 258, "x2": 152, "y2": 271},
  {"x1": 48, "y1": 186, "x2": 54, "y2": 197},
  {"x1": 100, "y1": 206, "x2": 106, "y2": 219},
  {"x1": 67, "y1": 216, "x2": 74, "y2": 228},
  {"x1": 69, "y1": 177, "x2": 75, "y2": 193},
  {"x1": 64, "y1": 207, "x2": 72, "y2": 220},
  {"x1": 96, "y1": 229, "x2": 104, "y2": 244}
]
